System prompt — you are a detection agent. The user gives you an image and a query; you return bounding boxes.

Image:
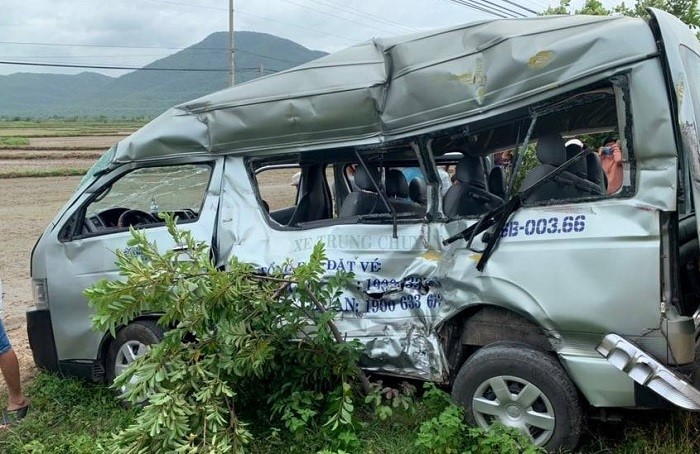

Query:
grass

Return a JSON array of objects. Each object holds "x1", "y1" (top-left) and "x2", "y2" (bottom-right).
[
  {"x1": 0, "y1": 169, "x2": 88, "y2": 179},
  {"x1": 0, "y1": 137, "x2": 30, "y2": 147},
  {"x1": 581, "y1": 410, "x2": 700, "y2": 454},
  {"x1": 1, "y1": 373, "x2": 700, "y2": 453},
  {"x1": 0, "y1": 373, "x2": 427, "y2": 454},
  {"x1": 0, "y1": 119, "x2": 145, "y2": 138},
  {"x1": 0, "y1": 119, "x2": 146, "y2": 129},
  {"x1": 0, "y1": 373, "x2": 136, "y2": 454},
  {"x1": 0, "y1": 146, "x2": 105, "y2": 151},
  {"x1": 0, "y1": 152, "x2": 102, "y2": 160}
]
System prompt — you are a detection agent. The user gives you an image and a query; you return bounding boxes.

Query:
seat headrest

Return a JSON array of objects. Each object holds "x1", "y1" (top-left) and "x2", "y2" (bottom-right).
[
  {"x1": 586, "y1": 153, "x2": 604, "y2": 185},
  {"x1": 487, "y1": 166, "x2": 506, "y2": 198},
  {"x1": 536, "y1": 133, "x2": 566, "y2": 166},
  {"x1": 455, "y1": 156, "x2": 486, "y2": 189},
  {"x1": 386, "y1": 169, "x2": 409, "y2": 198},
  {"x1": 565, "y1": 144, "x2": 587, "y2": 178},
  {"x1": 354, "y1": 166, "x2": 381, "y2": 191},
  {"x1": 409, "y1": 177, "x2": 427, "y2": 204}
]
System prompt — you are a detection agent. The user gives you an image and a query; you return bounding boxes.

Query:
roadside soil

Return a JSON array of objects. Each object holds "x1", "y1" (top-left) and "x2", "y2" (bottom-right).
[
  {"x1": 0, "y1": 132, "x2": 128, "y2": 391},
  {"x1": 0, "y1": 176, "x2": 83, "y2": 385}
]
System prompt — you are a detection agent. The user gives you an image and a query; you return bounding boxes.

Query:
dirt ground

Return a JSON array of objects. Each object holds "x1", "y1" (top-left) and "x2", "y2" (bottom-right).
[
  {"x1": 0, "y1": 132, "x2": 127, "y2": 390},
  {"x1": 0, "y1": 176, "x2": 83, "y2": 385}
]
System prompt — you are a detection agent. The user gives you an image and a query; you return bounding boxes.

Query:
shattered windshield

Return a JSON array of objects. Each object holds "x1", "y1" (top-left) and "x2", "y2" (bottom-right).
[{"x1": 78, "y1": 146, "x2": 116, "y2": 189}]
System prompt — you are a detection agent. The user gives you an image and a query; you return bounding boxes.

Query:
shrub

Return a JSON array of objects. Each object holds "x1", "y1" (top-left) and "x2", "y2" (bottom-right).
[
  {"x1": 86, "y1": 217, "x2": 368, "y2": 452},
  {"x1": 415, "y1": 383, "x2": 543, "y2": 454}
]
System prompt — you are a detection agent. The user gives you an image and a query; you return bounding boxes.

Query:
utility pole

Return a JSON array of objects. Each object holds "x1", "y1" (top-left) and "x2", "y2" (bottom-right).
[
  {"x1": 228, "y1": 0, "x2": 235, "y2": 86},
  {"x1": 259, "y1": 62, "x2": 264, "y2": 77}
]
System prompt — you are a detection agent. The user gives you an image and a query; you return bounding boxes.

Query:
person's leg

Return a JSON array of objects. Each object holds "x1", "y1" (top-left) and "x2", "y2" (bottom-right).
[
  {"x1": 0, "y1": 348, "x2": 26, "y2": 410},
  {"x1": 0, "y1": 320, "x2": 27, "y2": 411}
]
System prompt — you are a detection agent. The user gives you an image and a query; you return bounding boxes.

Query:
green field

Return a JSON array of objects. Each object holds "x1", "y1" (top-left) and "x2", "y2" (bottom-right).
[
  {"x1": 0, "y1": 119, "x2": 146, "y2": 137},
  {"x1": 0, "y1": 119, "x2": 144, "y2": 178}
]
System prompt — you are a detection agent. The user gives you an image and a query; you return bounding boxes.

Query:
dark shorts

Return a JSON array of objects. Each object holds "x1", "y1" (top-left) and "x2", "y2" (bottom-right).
[{"x1": 0, "y1": 319, "x2": 12, "y2": 355}]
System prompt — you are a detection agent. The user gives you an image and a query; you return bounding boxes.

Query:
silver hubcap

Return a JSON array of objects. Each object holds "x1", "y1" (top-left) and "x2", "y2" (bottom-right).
[
  {"x1": 471, "y1": 375, "x2": 555, "y2": 446},
  {"x1": 114, "y1": 340, "x2": 150, "y2": 393}
]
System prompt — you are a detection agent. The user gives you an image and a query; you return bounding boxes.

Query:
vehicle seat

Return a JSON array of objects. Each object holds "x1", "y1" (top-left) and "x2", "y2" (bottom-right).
[
  {"x1": 565, "y1": 143, "x2": 603, "y2": 196},
  {"x1": 585, "y1": 152, "x2": 606, "y2": 193},
  {"x1": 521, "y1": 134, "x2": 599, "y2": 204},
  {"x1": 287, "y1": 165, "x2": 332, "y2": 225},
  {"x1": 487, "y1": 166, "x2": 506, "y2": 200},
  {"x1": 443, "y1": 156, "x2": 503, "y2": 217},
  {"x1": 386, "y1": 169, "x2": 410, "y2": 199},
  {"x1": 409, "y1": 177, "x2": 427, "y2": 205},
  {"x1": 339, "y1": 166, "x2": 388, "y2": 217},
  {"x1": 386, "y1": 169, "x2": 424, "y2": 215}
]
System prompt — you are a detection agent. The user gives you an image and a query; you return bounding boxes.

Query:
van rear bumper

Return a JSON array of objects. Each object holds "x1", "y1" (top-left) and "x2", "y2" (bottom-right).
[
  {"x1": 597, "y1": 333, "x2": 700, "y2": 410},
  {"x1": 26, "y1": 309, "x2": 59, "y2": 372}
]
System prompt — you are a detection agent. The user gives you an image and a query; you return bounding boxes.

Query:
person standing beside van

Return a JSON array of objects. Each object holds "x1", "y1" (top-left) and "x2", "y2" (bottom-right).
[
  {"x1": 0, "y1": 276, "x2": 28, "y2": 429},
  {"x1": 599, "y1": 137, "x2": 622, "y2": 194}
]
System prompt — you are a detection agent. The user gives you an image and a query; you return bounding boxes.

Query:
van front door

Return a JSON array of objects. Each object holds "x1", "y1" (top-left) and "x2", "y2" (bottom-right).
[{"x1": 44, "y1": 159, "x2": 222, "y2": 372}]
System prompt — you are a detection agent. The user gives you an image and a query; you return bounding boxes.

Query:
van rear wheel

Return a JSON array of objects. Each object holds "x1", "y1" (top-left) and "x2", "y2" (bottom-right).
[
  {"x1": 106, "y1": 320, "x2": 164, "y2": 394},
  {"x1": 451, "y1": 342, "x2": 582, "y2": 452}
]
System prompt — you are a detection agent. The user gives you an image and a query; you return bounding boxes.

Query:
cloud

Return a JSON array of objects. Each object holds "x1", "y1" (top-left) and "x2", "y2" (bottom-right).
[{"x1": 1, "y1": 0, "x2": 546, "y2": 75}]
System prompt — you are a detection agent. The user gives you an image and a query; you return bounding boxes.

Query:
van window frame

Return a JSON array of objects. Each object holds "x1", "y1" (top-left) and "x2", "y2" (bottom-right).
[
  {"x1": 59, "y1": 161, "x2": 215, "y2": 242},
  {"x1": 245, "y1": 148, "x2": 430, "y2": 232}
]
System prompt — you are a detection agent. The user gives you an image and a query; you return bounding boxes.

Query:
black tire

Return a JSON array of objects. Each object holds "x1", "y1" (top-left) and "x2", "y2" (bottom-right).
[
  {"x1": 452, "y1": 342, "x2": 582, "y2": 452},
  {"x1": 106, "y1": 320, "x2": 164, "y2": 387}
]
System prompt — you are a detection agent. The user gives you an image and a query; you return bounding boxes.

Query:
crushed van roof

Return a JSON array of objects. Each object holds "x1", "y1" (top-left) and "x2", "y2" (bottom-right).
[{"x1": 112, "y1": 14, "x2": 657, "y2": 164}]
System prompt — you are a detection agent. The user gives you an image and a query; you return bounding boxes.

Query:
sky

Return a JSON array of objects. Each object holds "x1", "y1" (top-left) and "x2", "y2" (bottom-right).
[{"x1": 0, "y1": 0, "x2": 622, "y2": 76}]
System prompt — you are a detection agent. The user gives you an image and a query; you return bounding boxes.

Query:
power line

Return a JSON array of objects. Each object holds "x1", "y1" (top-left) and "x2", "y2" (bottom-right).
[
  {"x1": 0, "y1": 60, "x2": 279, "y2": 73},
  {"x1": 445, "y1": 0, "x2": 536, "y2": 18},
  {"x1": 463, "y1": 0, "x2": 527, "y2": 18},
  {"x1": 144, "y1": 0, "x2": 359, "y2": 42},
  {"x1": 444, "y1": 0, "x2": 510, "y2": 18},
  {"x1": 474, "y1": 0, "x2": 527, "y2": 17},
  {"x1": 0, "y1": 40, "x2": 309, "y2": 65},
  {"x1": 498, "y1": 0, "x2": 538, "y2": 15},
  {"x1": 235, "y1": 9, "x2": 358, "y2": 42},
  {"x1": 0, "y1": 40, "x2": 191, "y2": 50},
  {"x1": 302, "y1": 0, "x2": 418, "y2": 32},
  {"x1": 276, "y1": 0, "x2": 408, "y2": 34}
]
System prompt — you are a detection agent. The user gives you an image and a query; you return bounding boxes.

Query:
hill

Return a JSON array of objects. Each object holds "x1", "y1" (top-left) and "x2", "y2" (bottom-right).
[{"x1": 0, "y1": 31, "x2": 327, "y2": 119}]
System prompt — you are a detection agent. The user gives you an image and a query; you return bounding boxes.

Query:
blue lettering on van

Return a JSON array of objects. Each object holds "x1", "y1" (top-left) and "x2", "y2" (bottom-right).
[
  {"x1": 500, "y1": 215, "x2": 586, "y2": 238},
  {"x1": 342, "y1": 292, "x2": 443, "y2": 315}
]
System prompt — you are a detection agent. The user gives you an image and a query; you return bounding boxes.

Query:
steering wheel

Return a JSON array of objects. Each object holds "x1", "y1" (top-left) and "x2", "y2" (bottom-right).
[{"x1": 117, "y1": 209, "x2": 158, "y2": 228}]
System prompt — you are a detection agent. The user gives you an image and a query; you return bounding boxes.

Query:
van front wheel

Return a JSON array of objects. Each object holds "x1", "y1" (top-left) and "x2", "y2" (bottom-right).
[
  {"x1": 451, "y1": 342, "x2": 582, "y2": 452},
  {"x1": 106, "y1": 320, "x2": 164, "y2": 392}
]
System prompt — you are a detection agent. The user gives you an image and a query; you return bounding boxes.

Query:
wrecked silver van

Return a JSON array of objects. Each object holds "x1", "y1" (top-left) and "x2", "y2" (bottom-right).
[{"x1": 26, "y1": 9, "x2": 700, "y2": 451}]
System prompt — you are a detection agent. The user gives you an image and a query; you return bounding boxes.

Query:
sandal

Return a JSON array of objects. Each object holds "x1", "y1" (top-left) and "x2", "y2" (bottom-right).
[{"x1": 0, "y1": 404, "x2": 28, "y2": 429}]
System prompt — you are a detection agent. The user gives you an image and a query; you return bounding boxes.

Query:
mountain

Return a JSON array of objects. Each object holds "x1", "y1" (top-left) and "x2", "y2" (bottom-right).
[{"x1": 0, "y1": 32, "x2": 328, "y2": 119}]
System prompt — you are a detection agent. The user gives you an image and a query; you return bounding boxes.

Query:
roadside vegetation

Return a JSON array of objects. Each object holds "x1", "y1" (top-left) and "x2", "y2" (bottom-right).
[
  {"x1": 0, "y1": 137, "x2": 30, "y2": 147},
  {"x1": 0, "y1": 119, "x2": 143, "y2": 178},
  {"x1": 0, "y1": 118, "x2": 147, "y2": 137},
  {"x1": 0, "y1": 169, "x2": 88, "y2": 179},
  {"x1": 2, "y1": 372, "x2": 700, "y2": 453}
]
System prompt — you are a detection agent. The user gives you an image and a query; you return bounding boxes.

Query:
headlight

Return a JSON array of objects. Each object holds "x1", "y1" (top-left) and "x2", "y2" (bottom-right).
[{"x1": 32, "y1": 278, "x2": 49, "y2": 310}]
